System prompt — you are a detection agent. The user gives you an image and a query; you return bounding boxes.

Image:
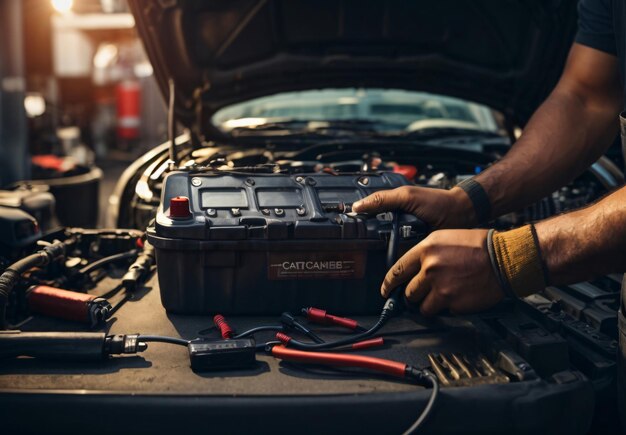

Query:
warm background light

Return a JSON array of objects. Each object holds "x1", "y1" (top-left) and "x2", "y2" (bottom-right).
[
  {"x1": 24, "y1": 93, "x2": 46, "y2": 118},
  {"x1": 51, "y1": 0, "x2": 73, "y2": 13}
]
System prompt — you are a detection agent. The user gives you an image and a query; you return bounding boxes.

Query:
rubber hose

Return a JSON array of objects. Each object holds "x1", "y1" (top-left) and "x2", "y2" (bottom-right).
[{"x1": 0, "y1": 253, "x2": 48, "y2": 328}]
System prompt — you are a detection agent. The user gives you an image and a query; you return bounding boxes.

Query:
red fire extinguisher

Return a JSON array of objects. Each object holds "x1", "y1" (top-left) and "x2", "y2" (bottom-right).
[{"x1": 116, "y1": 80, "x2": 141, "y2": 140}]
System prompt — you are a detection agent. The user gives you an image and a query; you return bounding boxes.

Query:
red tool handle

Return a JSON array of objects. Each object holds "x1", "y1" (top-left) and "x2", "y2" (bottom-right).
[
  {"x1": 306, "y1": 307, "x2": 359, "y2": 330},
  {"x1": 270, "y1": 345, "x2": 407, "y2": 378}
]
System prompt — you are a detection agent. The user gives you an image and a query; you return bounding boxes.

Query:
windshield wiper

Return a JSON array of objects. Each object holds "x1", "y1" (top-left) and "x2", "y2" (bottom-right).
[
  {"x1": 230, "y1": 120, "x2": 308, "y2": 132},
  {"x1": 228, "y1": 118, "x2": 383, "y2": 136}
]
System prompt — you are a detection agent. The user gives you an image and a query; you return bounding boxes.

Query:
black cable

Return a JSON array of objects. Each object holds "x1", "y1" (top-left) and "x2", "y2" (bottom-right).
[
  {"x1": 98, "y1": 283, "x2": 125, "y2": 300},
  {"x1": 168, "y1": 78, "x2": 178, "y2": 167},
  {"x1": 78, "y1": 250, "x2": 139, "y2": 276},
  {"x1": 293, "y1": 322, "x2": 324, "y2": 343},
  {"x1": 5, "y1": 252, "x2": 48, "y2": 274},
  {"x1": 280, "y1": 292, "x2": 402, "y2": 351},
  {"x1": 281, "y1": 312, "x2": 325, "y2": 343},
  {"x1": 282, "y1": 316, "x2": 385, "y2": 350},
  {"x1": 122, "y1": 242, "x2": 155, "y2": 291},
  {"x1": 0, "y1": 241, "x2": 66, "y2": 329},
  {"x1": 385, "y1": 211, "x2": 438, "y2": 433},
  {"x1": 107, "y1": 291, "x2": 131, "y2": 316},
  {"x1": 387, "y1": 211, "x2": 400, "y2": 270},
  {"x1": 402, "y1": 371, "x2": 439, "y2": 435},
  {"x1": 280, "y1": 211, "x2": 404, "y2": 351},
  {"x1": 0, "y1": 255, "x2": 47, "y2": 327},
  {"x1": 234, "y1": 324, "x2": 325, "y2": 343},
  {"x1": 66, "y1": 228, "x2": 144, "y2": 238},
  {"x1": 257, "y1": 340, "x2": 281, "y2": 351},
  {"x1": 137, "y1": 335, "x2": 189, "y2": 346},
  {"x1": 264, "y1": 342, "x2": 439, "y2": 432}
]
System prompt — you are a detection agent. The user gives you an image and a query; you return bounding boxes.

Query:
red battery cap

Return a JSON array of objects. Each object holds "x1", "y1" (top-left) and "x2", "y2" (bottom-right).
[{"x1": 169, "y1": 196, "x2": 192, "y2": 219}]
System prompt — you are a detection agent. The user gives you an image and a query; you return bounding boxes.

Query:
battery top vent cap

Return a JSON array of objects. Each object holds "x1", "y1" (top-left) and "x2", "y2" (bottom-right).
[{"x1": 169, "y1": 196, "x2": 192, "y2": 219}]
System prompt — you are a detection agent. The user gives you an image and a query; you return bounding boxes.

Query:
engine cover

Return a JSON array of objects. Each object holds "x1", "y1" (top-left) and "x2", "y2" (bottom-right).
[{"x1": 147, "y1": 170, "x2": 427, "y2": 314}]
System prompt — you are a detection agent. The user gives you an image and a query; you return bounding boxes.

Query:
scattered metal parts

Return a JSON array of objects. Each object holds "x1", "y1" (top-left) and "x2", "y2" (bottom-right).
[{"x1": 428, "y1": 353, "x2": 509, "y2": 387}]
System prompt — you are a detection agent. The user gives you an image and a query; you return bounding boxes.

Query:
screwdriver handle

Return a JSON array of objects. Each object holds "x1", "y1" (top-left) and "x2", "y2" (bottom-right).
[{"x1": 0, "y1": 331, "x2": 107, "y2": 360}]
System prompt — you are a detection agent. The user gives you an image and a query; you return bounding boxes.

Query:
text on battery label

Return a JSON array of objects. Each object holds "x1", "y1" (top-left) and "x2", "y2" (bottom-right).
[
  {"x1": 276, "y1": 261, "x2": 353, "y2": 271},
  {"x1": 268, "y1": 252, "x2": 366, "y2": 280}
]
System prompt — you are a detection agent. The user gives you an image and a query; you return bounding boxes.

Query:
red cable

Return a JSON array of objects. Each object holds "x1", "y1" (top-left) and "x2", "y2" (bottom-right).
[
  {"x1": 270, "y1": 345, "x2": 407, "y2": 378},
  {"x1": 327, "y1": 313, "x2": 359, "y2": 330},
  {"x1": 351, "y1": 337, "x2": 384, "y2": 350},
  {"x1": 305, "y1": 307, "x2": 360, "y2": 330}
]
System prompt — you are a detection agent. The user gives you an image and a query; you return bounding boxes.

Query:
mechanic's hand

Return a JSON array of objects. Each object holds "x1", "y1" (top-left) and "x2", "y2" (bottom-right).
[
  {"x1": 352, "y1": 186, "x2": 475, "y2": 229},
  {"x1": 383, "y1": 229, "x2": 504, "y2": 316}
]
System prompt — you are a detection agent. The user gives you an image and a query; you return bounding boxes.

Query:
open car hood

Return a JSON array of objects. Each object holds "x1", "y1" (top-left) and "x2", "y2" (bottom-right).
[{"x1": 128, "y1": 0, "x2": 578, "y2": 140}]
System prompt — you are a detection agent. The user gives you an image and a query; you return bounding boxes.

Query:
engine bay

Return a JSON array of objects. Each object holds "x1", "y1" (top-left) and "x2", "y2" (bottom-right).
[
  {"x1": 116, "y1": 137, "x2": 618, "y2": 232},
  {"x1": 1, "y1": 136, "x2": 622, "y2": 433}
]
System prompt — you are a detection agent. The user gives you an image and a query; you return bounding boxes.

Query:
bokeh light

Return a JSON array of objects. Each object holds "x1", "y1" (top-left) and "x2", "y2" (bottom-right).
[{"x1": 51, "y1": 0, "x2": 73, "y2": 14}]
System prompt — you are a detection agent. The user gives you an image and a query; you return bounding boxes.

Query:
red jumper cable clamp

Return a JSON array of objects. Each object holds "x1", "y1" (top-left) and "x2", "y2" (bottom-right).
[{"x1": 213, "y1": 314, "x2": 234, "y2": 339}]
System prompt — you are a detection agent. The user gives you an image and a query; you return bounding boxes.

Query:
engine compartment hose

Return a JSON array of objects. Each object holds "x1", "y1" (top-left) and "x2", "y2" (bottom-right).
[{"x1": 0, "y1": 241, "x2": 67, "y2": 329}]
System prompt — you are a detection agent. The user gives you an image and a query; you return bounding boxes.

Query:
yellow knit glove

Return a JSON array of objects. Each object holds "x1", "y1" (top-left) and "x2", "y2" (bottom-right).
[{"x1": 491, "y1": 224, "x2": 548, "y2": 297}]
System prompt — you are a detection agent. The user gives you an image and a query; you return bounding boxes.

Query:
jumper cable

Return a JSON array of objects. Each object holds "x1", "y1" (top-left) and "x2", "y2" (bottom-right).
[{"x1": 269, "y1": 344, "x2": 439, "y2": 434}]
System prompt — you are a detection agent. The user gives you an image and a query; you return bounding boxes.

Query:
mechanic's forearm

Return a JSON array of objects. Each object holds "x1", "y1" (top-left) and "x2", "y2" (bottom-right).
[
  {"x1": 471, "y1": 44, "x2": 621, "y2": 220},
  {"x1": 473, "y1": 90, "x2": 617, "y2": 217},
  {"x1": 535, "y1": 186, "x2": 626, "y2": 284}
]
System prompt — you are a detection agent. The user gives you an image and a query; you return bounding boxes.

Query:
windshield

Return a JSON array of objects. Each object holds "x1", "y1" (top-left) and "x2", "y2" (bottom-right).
[{"x1": 212, "y1": 88, "x2": 503, "y2": 134}]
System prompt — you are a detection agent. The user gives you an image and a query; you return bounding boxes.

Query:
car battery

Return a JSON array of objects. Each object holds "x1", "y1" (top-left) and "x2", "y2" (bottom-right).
[{"x1": 147, "y1": 170, "x2": 427, "y2": 314}]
